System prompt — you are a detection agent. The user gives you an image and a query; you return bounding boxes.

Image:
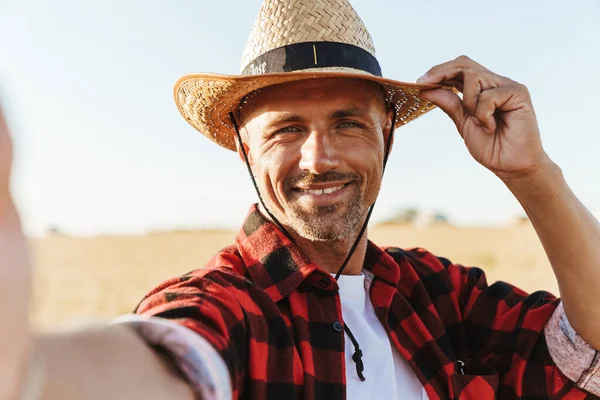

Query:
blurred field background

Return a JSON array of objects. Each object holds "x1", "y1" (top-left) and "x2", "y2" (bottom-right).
[
  {"x1": 30, "y1": 222, "x2": 558, "y2": 329},
  {"x1": 4, "y1": 1, "x2": 596, "y2": 330}
]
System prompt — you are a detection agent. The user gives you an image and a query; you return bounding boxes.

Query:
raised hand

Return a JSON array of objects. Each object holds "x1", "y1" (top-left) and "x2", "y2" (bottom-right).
[
  {"x1": 0, "y1": 104, "x2": 32, "y2": 399},
  {"x1": 418, "y1": 55, "x2": 551, "y2": 180}
]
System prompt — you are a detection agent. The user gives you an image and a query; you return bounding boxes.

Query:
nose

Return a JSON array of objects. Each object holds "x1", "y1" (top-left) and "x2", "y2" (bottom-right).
[{"x1": 298, "y1": 130, "x2": 340, "y2": 174}]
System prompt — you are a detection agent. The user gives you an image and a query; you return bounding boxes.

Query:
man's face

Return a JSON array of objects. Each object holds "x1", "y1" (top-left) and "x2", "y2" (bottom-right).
[{"x1": 239, "y1": 78, "x2": 392, "y2": 242}]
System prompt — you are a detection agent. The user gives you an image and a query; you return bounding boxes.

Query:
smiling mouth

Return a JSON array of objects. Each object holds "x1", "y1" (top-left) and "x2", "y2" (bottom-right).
[
  {"x1": 291, "y1": 181, "x2": 355, "y2": 198},
  {"x1": 296, "y1": 185, "x2": 346, "y2": 196}
]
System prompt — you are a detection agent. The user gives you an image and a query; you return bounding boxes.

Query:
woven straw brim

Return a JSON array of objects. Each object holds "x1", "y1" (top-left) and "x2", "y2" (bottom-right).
[{"x1": 174, "y1": 69, "x2": 443, "y2": 151}]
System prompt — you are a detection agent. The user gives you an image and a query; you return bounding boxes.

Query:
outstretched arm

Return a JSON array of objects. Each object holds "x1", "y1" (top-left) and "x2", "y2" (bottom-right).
[
  {"x1": 0, "y1": 106, "x2": 194, "y2": 399},
  {"x1": 418, "y1": 55, "x2": 600, "y2": 350},
  {"x1": 33, "y1": 325, "x2": 194, "y2": 399}
]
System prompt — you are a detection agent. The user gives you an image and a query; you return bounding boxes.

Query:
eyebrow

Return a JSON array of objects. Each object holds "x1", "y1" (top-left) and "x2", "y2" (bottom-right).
[
  {"x1": 329, "y1": 107, "x2": 367, "y2": 119},
  {"x1": 261, "y1": 114, "x2": 304, "y2": 134},
  {"x1": 267, "y1": 114, "x2": 306, "y2": 127},
  {"x1": 264, "y1": 107, "x2": 369, "y2": 131}
]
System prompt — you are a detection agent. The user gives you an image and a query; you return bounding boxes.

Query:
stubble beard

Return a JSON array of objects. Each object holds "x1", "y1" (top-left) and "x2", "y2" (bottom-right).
[{"x1": 286, "y1": 185, "x2": 367, "y2": 242}]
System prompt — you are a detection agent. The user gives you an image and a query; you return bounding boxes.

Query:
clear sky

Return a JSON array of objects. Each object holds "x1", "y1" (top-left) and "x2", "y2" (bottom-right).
[{"x1": 0, "y1": 0, "x2": 598, "y2": 236}]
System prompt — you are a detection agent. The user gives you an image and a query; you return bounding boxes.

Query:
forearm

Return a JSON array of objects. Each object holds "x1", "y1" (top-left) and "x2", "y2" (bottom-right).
[
  {"x1": 32, "y1": 324, "x2": 194, "y2": 400},
  {"x1": 502, "y1": 160, "x2": 600, "y2": 349}
]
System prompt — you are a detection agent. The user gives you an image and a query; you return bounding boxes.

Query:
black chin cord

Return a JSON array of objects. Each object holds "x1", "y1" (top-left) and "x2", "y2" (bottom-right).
[
  {"x1": 229, "y1": 113, "x2": 296, "y2": 244},
  {"x1": 334, "y1": 106, "x2": 396, "y2": 280},
  {"x1": 332, "y1": 106, "x2": 397, "y2": 382},
  {"x1": 229, "y1": 106, "x2": 398, "y2": 383}
]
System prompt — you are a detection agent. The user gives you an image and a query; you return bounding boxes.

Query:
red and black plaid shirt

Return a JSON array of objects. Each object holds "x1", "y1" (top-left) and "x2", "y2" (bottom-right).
[{"x1": 135, "y1": 205, "x2": 597, "y2": 399}]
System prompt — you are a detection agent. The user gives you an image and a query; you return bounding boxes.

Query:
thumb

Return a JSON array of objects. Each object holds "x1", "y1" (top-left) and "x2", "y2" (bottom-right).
[
  {"x1": 0, "y1": 104, "x2": 13, "y2": 206},
  {"x1": 419, "y1": 88, "x2": 466, "y2": 132}
]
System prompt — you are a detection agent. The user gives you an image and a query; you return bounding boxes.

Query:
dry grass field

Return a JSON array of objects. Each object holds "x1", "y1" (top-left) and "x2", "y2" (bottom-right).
[{"x1": 30, "y1": 223, "x2": 559, "y2": 329}]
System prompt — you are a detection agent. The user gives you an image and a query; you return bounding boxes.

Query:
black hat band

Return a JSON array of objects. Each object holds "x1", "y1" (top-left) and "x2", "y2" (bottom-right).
[{"x1": 242, "y1": 41, "x2": 382, "y2": 77}]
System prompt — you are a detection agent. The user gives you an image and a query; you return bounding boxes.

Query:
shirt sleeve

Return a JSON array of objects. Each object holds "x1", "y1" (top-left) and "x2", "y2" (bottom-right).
[
  {"x1": 112, "y1": 314, "x2": 232, "y2": 400},
  {"x1": 409, "y1": 249, "x2": 597, "y2": 397},
  {"x1": 131, "y1": 268, "x2": 250, "y2": 399},
  {"x1": 544, "y1": 301, "x2": 600, "y2": 396}
]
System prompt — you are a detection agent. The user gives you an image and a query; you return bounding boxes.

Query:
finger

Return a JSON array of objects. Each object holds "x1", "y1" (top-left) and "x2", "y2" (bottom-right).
[
  {"x1": 417, "y1": 55, "x2": 485, "y2": 85},
  {"x1": 419, "y1": 88, "x2": 466, "y2": 135},
  {"x1": 462, "y1": 71, "x2": 490, "y2": 117},
  {"x1": 0, "y1": 105, "x2": 13, "y2": 198},
  {"x1": 474, "y1": 86, "x2": 529, "y2": 133},
  {"x1": 417, "y1": 56, "x2": 512, "y2": 116}
]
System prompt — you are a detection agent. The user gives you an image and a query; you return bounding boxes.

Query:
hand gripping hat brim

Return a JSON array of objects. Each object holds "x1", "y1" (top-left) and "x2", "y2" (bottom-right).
[{"x1": 174, "y1": 0, "x2": 444, "y2": 151}]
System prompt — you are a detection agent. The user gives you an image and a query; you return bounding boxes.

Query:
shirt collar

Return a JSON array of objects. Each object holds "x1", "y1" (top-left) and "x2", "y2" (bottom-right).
[{"x1": 235, "y1": 204, "x2": 401, "y2": 302}]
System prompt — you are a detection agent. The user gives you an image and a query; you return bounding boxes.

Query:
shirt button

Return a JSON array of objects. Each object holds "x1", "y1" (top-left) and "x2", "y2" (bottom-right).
[
  {"x1": 319, "y1": 277, "x2": 330, "y2": 288},
  {"x1": 332, "y1": 321, "x2": 343, "y2": 332}
]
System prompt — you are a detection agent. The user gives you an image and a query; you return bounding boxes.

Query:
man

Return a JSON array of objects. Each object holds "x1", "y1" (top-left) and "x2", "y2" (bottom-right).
[{"x1": 1, "y1": 0, "x2": 600, "y2": 399}]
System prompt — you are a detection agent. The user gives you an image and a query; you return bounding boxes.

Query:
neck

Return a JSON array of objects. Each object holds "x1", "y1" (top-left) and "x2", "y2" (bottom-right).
[
  {"x1": 293, "y1": 233, "x2": 369, "y2": 276},
  {"x1": 255, "y1": 203, "x2": 370, "y2": 275}
]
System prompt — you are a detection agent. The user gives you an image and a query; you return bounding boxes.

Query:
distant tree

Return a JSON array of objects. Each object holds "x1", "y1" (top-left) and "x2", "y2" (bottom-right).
[
  {"x1": 382, "y1": 208, "x2": 419, "y2": 224},
  {"x1": 380, "y1": 208, "x2": 450, "y2": 227},
  {"x1": 513, "y1": 214, "x2": 531, "y2": 226},
  {"x1": 433, "y1": 213, "x2": 449, "y2": 224},
  {"x1": 46, "y1": 226, "x2": 65, "y2": 236}
]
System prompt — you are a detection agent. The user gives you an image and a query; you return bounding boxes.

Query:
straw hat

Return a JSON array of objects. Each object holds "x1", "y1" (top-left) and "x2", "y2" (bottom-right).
[{"x1": 174, "y1": 0, "x2": 441, "y2": 151}]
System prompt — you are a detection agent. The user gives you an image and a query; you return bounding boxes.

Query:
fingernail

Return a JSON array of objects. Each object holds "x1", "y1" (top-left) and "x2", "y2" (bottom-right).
[{"x1": 416, "y1": 73, "x2": 428, "y2": 83}]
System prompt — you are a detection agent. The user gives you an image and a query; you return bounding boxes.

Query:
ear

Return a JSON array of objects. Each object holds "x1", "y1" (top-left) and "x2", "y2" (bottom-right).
[
  {"x1": 235, "y1": 135, "x2": 254, "y2": 166},
  {"x1": 382, "y1": 106, "x2": 396, "y2": 153}
]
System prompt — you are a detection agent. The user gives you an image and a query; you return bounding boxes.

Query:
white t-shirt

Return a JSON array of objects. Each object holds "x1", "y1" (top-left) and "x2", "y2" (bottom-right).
[{"x1": 336, "y1": 272, "x2": 428, "y2": 400}]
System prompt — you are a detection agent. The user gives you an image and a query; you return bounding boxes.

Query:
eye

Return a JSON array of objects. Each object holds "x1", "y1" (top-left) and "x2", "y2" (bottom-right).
[
  {"x1": 337, "y1": 121, "x2": 362, "y2": 129},
  {"x1": 275, "y1": 125, "x2": 302, "y2": 134}
]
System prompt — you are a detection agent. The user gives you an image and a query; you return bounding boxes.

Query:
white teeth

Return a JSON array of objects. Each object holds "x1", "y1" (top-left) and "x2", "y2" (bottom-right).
[{"x1": 300, "y1": 185, "x2": 343, "y2": 195}]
